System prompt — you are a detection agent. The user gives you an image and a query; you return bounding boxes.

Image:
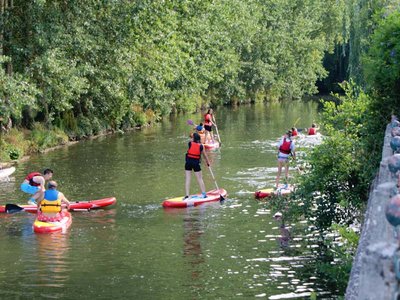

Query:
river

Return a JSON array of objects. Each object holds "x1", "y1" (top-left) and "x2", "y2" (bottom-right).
[{"x1": 0, "y1": 101, "x2": 330, "y2": 299}]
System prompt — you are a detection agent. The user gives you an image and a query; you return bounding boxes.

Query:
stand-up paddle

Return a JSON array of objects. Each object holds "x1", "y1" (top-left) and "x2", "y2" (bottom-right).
[
  {"x1": 208, "y1": 166, "x2": 225, "y2": 202},
  {"x1": 212, "y1": 116, "x2": 222, "y2": 145}
]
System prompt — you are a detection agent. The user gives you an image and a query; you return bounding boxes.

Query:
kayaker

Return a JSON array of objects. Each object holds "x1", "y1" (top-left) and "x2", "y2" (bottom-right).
[
  {"x1": 37, "y1": 180, "x2": 70, "y2": 222},
  {"x1": 21, "y1": 169, "x2": 54, "y2": 205},
  {"x1": 275, "y1": 130, "x2": 296, "y2": 188},
  {"x1": 204, "y1": 109, "x2": 215, "y2": 144},
  {"x1": 307, "y1": 123, "x2": 319, "y2": 135},
  {"x1": 195, "y1": 122, "x2": 206, "y2": 144},
  {"x1": 184, "y1": 132, "x2": 211, "y2": 200}
]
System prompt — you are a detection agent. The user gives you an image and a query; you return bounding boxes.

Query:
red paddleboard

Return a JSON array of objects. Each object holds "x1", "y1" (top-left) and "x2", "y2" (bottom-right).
[
  {"x1": 204, "y1": 141, "x2": 220, "y2": 150},
  {"x1": 162, "y1": 189, "x2": 227, "y2": 208},
  {"x1": 254, "y1": 184, "x2": 295, "y2": 199},
  {"x1": 1, "y1": 197, "x2": 117, "y2": 213}
]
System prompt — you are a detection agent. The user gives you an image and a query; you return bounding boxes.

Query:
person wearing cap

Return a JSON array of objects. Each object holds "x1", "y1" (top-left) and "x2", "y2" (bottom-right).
[
  {"x1": 275, "y1": 130, "x2": 296, "y2": 188},
  {"x1": 37, "y1": 180, "x2": 70, "y2": 222},
  {"x1": 21, "y1": 169, "x2": 54, "y2": 205},
  {"x1": 194, "y1": 122, "x2": 206, "y2": 144},
  {"x1": 183, "y1": 132, "x2": 211, "y2": 200}
]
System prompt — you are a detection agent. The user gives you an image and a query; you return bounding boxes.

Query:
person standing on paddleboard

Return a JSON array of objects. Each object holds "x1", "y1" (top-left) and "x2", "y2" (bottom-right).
[
  {"x1": 204, "y1": 109, "x2": 215, "y2": 144},
  {"x1": 275, "y1": 131, "x2": 296, "y2": 188},
  {"x1": 184, "y1": 132, "x2": 211, "y2": 200},
  {"x1": 21, "y1": 168, "x2": 54, "y2": 205}
]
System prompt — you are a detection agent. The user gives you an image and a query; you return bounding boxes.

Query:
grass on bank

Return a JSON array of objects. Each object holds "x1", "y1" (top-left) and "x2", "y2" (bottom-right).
[{"x1": 0, "y1": 123, "x2": 69, "y2": 161}]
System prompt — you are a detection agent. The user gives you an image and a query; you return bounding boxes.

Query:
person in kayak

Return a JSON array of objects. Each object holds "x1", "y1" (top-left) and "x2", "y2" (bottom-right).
[
  {"x1": 275, "y1": 130, "x2": 296, "y2": 188},
  {"x1": 307, "y1": 123, "x2": 319, "y2": 135},
  {"x1": 184, "y1": 132, "x2": 211, "y2": 200},
  {"x1": 204, "y1": 109, "x2": 215, "y2": 144},
  {"x1": 37, "y1": 180, "x2": 70, "y2": 222},
  {"x1": 193, "y1": 122, "x2": 206, "y2": 144},
  {"x1": 21, "y1": 169, "x2": 54, "y2": 205}
]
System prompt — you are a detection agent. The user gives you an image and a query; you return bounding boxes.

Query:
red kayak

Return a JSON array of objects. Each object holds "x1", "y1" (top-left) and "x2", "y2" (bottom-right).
[
  {"x1": 254, "y1": 185, "x2": 294, "y2": 199},
  {"x1": 33, "y1": 211, "x2": 72, "y2": 234},
  {"x1": 204, "y1": 141, "x2": 220, "y2": 150},
  {"x1": 162, "y1": 189, "x2": 227, "y2": 208},
  {"x1": 1, "y1": 197, "x2": 117, "y2": 213}
]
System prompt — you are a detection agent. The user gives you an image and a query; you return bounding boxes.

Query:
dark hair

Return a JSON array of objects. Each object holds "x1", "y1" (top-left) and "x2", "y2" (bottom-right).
[
  {"x1": 286, "y1": 130, "x2": 292, "y2": 137},
  {"x1": 291, "y1": 127, "x2": 296, "y2": 131},
  {"x1": 193, "y1": 132, "x2": 201, "y2": 143},
  {"x1": 199, "y1": 122, "x2": 203, "y2": 126},
  {"x1": 43, "y1": 168, "x2": 54, "y2": 175},
  {"x1": 311, "y1": 123, "x2": 316, "y2": 128}
]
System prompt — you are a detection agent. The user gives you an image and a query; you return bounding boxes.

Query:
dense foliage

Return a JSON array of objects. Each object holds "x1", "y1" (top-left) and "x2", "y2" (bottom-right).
[{"x1": 1, "y1": 0, "x2": 345, "y2": 138}]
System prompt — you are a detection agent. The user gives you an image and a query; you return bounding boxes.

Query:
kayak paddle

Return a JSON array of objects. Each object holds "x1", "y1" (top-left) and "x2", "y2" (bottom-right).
[
  {"x1": 5, "y1": 203, "x2": 89, "y2": 213},
  {"x1": 208, "y1": 166, "x2": 225, "y2": 202},
  {"x1": 5, "y1": 204, "x2": 24, "y2": 214}
]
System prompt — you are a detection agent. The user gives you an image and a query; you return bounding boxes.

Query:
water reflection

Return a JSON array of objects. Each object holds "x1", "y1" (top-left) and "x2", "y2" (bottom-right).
[
  {"x1": 35, "y1": 233, "x2": 70, "y2": 287},
  {"x1": 183, "y1": 209, "x2": 205, "y2": 281}
]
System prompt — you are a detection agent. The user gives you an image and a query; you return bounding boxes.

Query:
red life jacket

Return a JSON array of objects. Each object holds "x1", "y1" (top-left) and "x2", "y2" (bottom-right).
[
  {"x1": 187, "y1": 142, "x2": 202, "y2": 160},
  {"x1": 279, "y1": 139, "x2": 292, "y2": 155},
  {"x1": 204, "y1": 114, "x2": 212, "y2": 126},
  {"x1": 308, "y1": 128, "x2": 316, "y2": 135},
  {"x1": 292, "y1": 130, "x2": 298, "y2": 137},
  {"x1": 25, "y1": 172, "x2": 42, "y2": 186}
]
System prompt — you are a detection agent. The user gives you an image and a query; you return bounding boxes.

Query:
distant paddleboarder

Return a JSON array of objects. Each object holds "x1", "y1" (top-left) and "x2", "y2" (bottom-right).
[{"x1": 275, "y1": 131, "x2": 296, "y2": 188}]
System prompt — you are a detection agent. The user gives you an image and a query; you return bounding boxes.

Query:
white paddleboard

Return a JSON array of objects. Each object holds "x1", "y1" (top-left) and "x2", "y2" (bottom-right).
[{"x1": 0, "y1": 167, "x2": 16, "y2": 180}]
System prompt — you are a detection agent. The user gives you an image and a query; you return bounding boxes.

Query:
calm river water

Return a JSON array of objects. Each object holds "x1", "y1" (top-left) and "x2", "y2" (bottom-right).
[{"x1": 0, "y1": 101, "x2": 330, "y2": 299}]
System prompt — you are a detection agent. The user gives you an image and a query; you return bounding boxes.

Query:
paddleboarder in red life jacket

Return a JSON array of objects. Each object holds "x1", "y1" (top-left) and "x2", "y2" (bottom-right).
[
  {"x1": 291, "y1": 127, "x2": 298, "y2": 137},
  {"x1": 184, "y1": 132, "x2": 211, "y2": 200},
  {"x1": 37, "y1": 180, "x2": 70, "y2": 222},
  {"x1": 204, "y1": 109, "x2": 215, "y2": 144},
  {"x1": 20, "y1": 168, "x2": 54, "y2": 205},
  {"x1": 275, "y1": 131, "x2": 296, "y2": 188},
  {"x1": 307, "y1": 123, "x2": 319, "y2": 135}
]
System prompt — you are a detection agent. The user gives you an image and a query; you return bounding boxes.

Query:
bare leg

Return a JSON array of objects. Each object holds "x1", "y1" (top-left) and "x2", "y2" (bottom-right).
[
  {"x1": 32, "y1": 190, "x2": 44, "y2": 201},
  {"x1": 185, "y1": 170, "x2": 192, "y2": 196},
  {"x1": 284, "y1": 162, "x2": 289, "y2": 183},
  {"x1": 194, "y1": 171, "x2": 206, "y2": 193},
  {"x1": 276, "y1": 160, "x2": 283, "y2": 188}
]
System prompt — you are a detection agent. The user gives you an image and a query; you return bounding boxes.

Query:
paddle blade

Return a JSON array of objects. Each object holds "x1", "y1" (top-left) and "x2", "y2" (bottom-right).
[
  {"x1": 5, "y1": 204, "x2": 24, "y2": 214},
  {"x1": 187, "y1": 119, "x2": 194, "y2": 125},
  {"x1": 219, "y1": 194, "x2": 225, "y2": 202}
]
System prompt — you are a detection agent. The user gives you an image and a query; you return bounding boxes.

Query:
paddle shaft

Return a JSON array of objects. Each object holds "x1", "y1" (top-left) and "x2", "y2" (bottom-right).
[
  {"x1": 208, "y1": 166, "x2": 225, "y2": 201},
  {"x1": 212, "y1": 116, "x2": 222, "y2": 144},
  {"x1": 208, "y1": 166, "x2": 220, "y2": 191}
]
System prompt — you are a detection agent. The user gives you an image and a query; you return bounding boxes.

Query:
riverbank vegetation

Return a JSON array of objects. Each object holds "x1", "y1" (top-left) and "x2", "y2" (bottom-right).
[
  {"x1": 2, "y1": 0, "x2": 347, "y2": 160},
  {"x1": 266, "y1": 3, "x2": 400, "y2": 294}
]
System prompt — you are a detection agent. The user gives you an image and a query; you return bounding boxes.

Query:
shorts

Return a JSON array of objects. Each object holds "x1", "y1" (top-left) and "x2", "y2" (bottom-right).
[
  {"x1": 185, "y1": 161, "x2": 201, "y2": 172},
  {"x1": 21, "y1": 183, "x2": 40, "y2": 195},
  {"x1": 277, "y1": 153, "x2": 290, "y2": 162},
  {"x1": 204, "y1": 125, "x2": 212, "y2": 132}
]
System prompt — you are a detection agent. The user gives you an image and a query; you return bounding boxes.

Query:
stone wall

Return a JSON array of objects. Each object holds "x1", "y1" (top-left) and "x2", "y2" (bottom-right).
[{"x1": 346, "y1": 124, "x2": 399, "y2": 299}]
